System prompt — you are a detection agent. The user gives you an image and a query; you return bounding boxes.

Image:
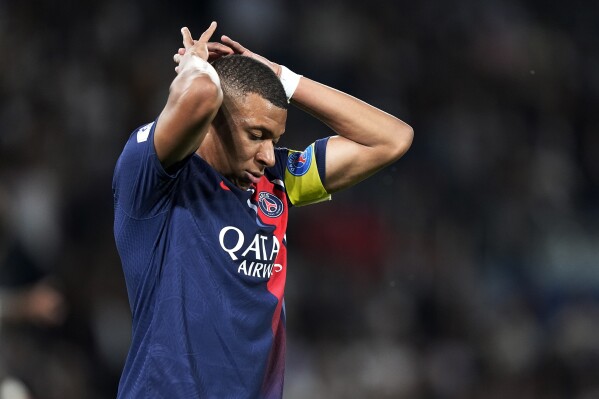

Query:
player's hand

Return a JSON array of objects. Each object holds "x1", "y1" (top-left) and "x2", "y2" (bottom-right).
[
  {"x1": 172, "y1": 26, "x2": 282, "y2": 76},
  {"x1": 173, "y1": 22, "x2": 222, "y2": 74},
  {"x1": 175, "y1": 41, "x2": 234, "y2": 63},
  {"x1": 207, "y1": 41, "x2": 234, "y2": 61},
  {"x1": 220, "y1": 35, "x2": 282, "y2": 77}
]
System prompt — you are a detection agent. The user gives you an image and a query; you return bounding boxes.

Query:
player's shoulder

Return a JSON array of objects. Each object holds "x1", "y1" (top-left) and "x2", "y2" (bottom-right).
[
  {"x1": 265, "y1": 147, "x2": 291, "y2": 180},
  {"x1": 274, "y1": 146, "x2": 290, "y2": 158}
]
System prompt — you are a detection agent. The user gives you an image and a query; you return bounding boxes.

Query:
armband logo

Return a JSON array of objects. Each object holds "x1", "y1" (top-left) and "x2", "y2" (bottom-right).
[
  {"x1": 287, "y1": 146, "x2": 313, "y2": 176},
  {"x1": 258, "y1": 192, "x2": 284, "y2": 218}
]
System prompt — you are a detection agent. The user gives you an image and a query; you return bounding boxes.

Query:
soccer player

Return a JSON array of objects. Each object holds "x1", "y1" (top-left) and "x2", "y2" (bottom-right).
[{"x1": 112, "y1": 22, "x2": 413, "y2": 398}]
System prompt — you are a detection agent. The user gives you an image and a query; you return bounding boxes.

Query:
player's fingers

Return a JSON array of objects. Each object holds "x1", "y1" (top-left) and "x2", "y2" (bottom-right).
[
  {"x1": 173, "y1": 53, "x2": 181, "y2": 64},
  {"x1": 208, "y1": 51, "x2": 229, "y2": 62},
  {"x1": 178, "y1": 47, "x2": 186, "y2": 55},
  {"x1": 181, "y1": 27, "x2": 194, "y2": 49},
  {"x1": 198, "y1": 21, "x2": 217, "y2": 43},
  {"x1": 220, "y1": 35, "x2": 247, "y2": 54},
  {"x1": 207, "y1": 42, "x2": 234, "y2": 55}
]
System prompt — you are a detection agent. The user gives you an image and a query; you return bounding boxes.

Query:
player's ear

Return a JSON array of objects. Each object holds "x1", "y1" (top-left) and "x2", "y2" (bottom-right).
[
  {"x1": 211, "y1": 106, "x2": 227, "y2": 132},
  {"x1": 211, "y1": 106, "x2": 238, "y2": 146}
]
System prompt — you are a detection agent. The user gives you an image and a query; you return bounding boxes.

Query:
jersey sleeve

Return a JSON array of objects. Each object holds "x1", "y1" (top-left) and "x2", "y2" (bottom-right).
[
  {"x1": 112, "y1": 121, "x2": 187, "y2": 219},
  {"x1": 281, "y1": 137, "x2": 332, "y2": 207}
]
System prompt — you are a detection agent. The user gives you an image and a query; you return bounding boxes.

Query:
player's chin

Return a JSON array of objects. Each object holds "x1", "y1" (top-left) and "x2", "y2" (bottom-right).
[{"x1": 232, "y1": 176, "x2": 252, "y2": 190}]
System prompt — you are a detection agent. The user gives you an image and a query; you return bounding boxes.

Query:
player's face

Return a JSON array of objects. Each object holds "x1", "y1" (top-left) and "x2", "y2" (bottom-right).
[{"x1": 215, "y1": 93, "x2": 287, "y2": 190}]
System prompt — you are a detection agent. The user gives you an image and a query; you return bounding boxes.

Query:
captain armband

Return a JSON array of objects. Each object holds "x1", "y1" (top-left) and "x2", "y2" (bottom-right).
[{"x1": 285, "y1": 143, "x2": 331, "y2": 207}]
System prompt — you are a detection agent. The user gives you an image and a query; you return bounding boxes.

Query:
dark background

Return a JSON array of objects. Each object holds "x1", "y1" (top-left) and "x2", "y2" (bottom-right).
[{"x1": 1, "y1": 0, "x2": 598, "y2": 398}]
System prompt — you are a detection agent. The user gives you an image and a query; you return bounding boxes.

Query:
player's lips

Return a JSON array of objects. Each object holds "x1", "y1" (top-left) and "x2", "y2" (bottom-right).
[{"x1": 245, "y1": 171, "x2": 262, "y2": 184}]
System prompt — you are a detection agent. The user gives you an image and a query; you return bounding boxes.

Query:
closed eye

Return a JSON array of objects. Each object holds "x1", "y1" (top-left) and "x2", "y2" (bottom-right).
[
  {"x1": 248, "y1": 131, "x2": 262, "y2": 141},
  {"x1": 247, "y1": 127, "x2": 283, "y2": 144}
]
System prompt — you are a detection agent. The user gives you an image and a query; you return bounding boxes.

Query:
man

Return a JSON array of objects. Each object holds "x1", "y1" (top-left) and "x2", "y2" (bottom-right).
[{"x1": 112, "y1": 21, "x2": 413, "y2": 398}]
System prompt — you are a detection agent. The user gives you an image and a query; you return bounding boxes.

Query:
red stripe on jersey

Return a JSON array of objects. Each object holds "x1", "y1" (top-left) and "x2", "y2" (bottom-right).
[
  {"x1": 253, "y1": 177, "x2": 288, "y2": 334},
  {"x1": 219, "y1": 180, "x2": 231, "y2": 191}
]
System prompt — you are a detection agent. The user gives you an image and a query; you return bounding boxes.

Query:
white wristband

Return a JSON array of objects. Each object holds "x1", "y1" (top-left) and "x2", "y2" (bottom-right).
[
  {"x1": 279, "y1": 65, "x2": 302, "y2": 102},
  {"x1": 186, "y1": 55, "x2": 221, "y2": 86}
]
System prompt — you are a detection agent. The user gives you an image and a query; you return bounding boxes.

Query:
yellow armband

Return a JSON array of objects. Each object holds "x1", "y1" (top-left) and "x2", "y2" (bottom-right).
[{"x1": 284, "y1": 143, "x2": 331, "y2": 207}]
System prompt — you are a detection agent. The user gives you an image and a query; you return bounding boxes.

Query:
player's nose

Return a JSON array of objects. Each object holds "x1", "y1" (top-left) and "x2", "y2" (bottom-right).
[{"x1": 256, "y1": 141, "x2": 275, "y2": 168}]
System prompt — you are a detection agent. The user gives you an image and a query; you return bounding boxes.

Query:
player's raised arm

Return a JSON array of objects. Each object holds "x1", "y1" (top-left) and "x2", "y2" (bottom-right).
[
  {"x1": 218, "y1": 35, "x2": 414, "y2": 193},
  {"x1": 290, "y1": 78, "x2": 413, "y2": 193},
  {"x1": 154, "y1": 22, "x2": 223, "y2": 169}
]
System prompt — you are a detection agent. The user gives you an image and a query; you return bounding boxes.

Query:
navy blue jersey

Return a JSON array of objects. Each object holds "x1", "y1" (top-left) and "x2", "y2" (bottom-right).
[{"x1": 112, "y1": 121, "x2": 329, "y2": 398}]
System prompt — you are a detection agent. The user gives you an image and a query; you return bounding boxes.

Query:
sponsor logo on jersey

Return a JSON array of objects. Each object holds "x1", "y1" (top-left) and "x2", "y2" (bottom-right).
[
  {"x1": 287, "y1": 146, "x2": 312, "y2": 176},
  {"x1": 219, "y1": 226, "x2": 283, "y2": 279},
  {"x1": 258, "y1": 192, "x2": 284, "y2": 218}
]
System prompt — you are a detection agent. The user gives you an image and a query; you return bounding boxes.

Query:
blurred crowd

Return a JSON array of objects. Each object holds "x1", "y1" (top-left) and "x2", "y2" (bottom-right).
[{"x1": 1, "y1": 0, "x2": 598, "y2": 398}]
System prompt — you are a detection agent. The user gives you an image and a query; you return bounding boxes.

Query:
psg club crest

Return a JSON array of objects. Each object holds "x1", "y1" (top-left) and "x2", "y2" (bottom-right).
[
  {"x1": 258, "y1": 192, "x2": 284, "y2": 218},
  {"x1": 287, "y1": 146, "x2": 312, "y2": 176}
]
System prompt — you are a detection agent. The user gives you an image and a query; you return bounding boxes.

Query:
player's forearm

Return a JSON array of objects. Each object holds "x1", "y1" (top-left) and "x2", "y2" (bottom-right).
[
  {"x1": 155, "y1": 61, "x2": 223, "y2": 168},
  {"x1": 291, "y1": 77, "x2": 413, "y2": 162},
  {"x1": 168, "y1": 66, "x2": 223, "y2": 122}
]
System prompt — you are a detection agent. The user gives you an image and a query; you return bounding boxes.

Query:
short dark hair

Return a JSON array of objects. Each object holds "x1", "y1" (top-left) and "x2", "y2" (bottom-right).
[{"x1": 211, "y1": 55, "x2": 288, "y2": 110}]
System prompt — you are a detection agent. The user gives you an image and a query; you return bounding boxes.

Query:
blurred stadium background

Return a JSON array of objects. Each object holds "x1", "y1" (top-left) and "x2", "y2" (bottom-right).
[{"x1": 1, "y1": 0, "x2": 598, "y2": 398}]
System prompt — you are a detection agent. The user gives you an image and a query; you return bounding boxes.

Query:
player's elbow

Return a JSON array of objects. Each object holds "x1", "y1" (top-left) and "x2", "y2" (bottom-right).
[{"x1": 387, "y1": 122, "x2": 414, "y2": 162}]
